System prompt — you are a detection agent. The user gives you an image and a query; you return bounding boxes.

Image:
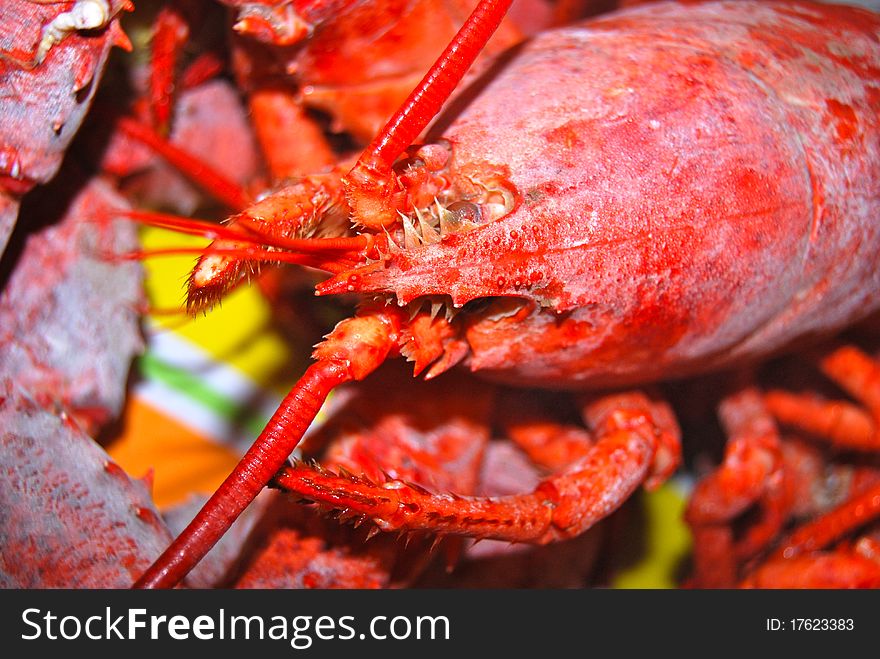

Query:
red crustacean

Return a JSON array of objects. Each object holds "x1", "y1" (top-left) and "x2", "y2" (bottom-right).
[
  {"x1": 0, "y1": 0, "x2": 133, "y2": 253},
  {"x1": 685, "y1": 343, "x2": 880, "y2": 588},
  {"x1": 0, "y1": 168, "x2": 157, "y2": 587},
  {"x1": 0, "y1": 0, "x2": 164, "y2": 588},
  {"x1": 0, "y1": 2, "x2": 880, "y2": 587},
  {"x1": 126, "y1": 0, "x2": 880, "y2": 589}
]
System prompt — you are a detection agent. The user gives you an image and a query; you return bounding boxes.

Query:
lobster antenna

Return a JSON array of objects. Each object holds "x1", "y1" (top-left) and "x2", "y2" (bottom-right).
[
  {"x1": 133, "y1": 357, "x2": 358, "y2": 588},
  {"x1": 118, "y1": 117, "x2": 251, "y2": 211},
  {"x1": 125, "y1": 208, "x2": 370, "y2": 255},
  {"x1": 344, "y1": 0, "x2": 514, "y2": 228}
]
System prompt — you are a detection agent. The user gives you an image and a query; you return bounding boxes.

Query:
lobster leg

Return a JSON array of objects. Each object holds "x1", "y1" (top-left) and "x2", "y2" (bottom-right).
[
  {"x1": 768, "y1": 480, "x2": 880, "y2": 561},
  {"x1": 107, "y1": 2, "x2": 253, "y2": 211},
  {"x1": 148, "y1": 5, "x2": 190, "y2": 136},
  {"x1": 685, "y1": 388, "x2": 785, "y2": 588},
  {"x1": 496, "y1": 388, "x2": 597, "y2": 471},
  {"x1": 247, "y1": 88, "x2": 337, "y2": 180},
  {"x1": 764, "y1": 346, "x2": 880, "y2": 451},
  {"x1": 742, "y1": 479, "x2": 880, "y2": 588},
  {"x1": 117, "y1": 117, "x2": 252, "y2": 212},
  {"x1": 145, "y1": 3, "x2": 226, "y2": 134},
  {"x1": 182, "y1": 172, "x2": 365, "y2": 311},
  {"x1": 229, "y1": 35, "x2": 337, "y2": 180},
  {"x1": 692, "y1": 355, "x2": 880, "y2": 588},
  {"x1": 740, "y1": 550, "x2": 880, "y2": 589},
  {"x1": 499, "y1": 390, "x2": 680, "y2": 488},
  {"x1": 271, "y1": 391, "x2": 679, "y2": 544}
]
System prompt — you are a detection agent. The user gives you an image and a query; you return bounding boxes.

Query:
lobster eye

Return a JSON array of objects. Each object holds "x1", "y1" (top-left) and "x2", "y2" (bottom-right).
[
  {"x1": 393, "y1": 156, "x2": 426, "y2": 176},
  {"x1": 414, "y1": 142, "x2": 451, "y2": 170},
  {"x1": 446, "y1": 201, "x2": 482, "y2": 228}
]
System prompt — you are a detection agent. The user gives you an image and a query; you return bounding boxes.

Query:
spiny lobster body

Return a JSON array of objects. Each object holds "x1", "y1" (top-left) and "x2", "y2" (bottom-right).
[{"x1": 316, "y1": 0, "x2": 880, "y2": 389}]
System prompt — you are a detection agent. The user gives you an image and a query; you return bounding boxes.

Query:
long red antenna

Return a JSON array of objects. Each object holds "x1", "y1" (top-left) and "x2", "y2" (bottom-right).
[
  {"x1": 118, "y1": 117, "x2": 251, "y2": 211},
  {"x1": 343, "y1": 0, "x2": 514, "y2": 228},
  {"x1": 133, "y1": 361, "x2": 351, "y2": 589}
]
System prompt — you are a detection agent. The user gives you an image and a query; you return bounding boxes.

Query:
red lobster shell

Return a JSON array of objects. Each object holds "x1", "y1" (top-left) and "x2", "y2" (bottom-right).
[{"x1": 315, "y1": 0, "x2": 880, "y2": 389}]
